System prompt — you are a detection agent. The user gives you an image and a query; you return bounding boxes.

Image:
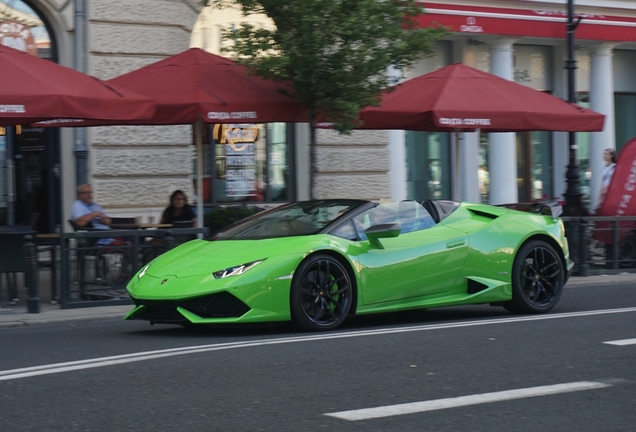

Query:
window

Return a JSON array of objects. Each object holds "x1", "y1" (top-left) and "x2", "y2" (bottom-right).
[
  {"x1": 615, "y1": 94, "x2": 636, "y2": 150},
  {"x1": 349, "y1": 201, "x2": 435, "y2": 241},
  {"x1": 208, "y1": 123, "x2": 294, "y2": 203},
  {"x1": 405, "y1": 131, "x2": 451, "y2": 201}
]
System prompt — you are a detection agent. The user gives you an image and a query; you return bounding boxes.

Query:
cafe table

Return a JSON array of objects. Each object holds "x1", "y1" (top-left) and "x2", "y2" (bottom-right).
[{"x1": 110, "y1": 223, "x2": 173, "y2": 229}]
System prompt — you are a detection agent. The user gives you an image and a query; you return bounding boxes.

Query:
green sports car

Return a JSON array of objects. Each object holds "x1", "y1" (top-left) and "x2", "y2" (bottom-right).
[{"x1": 125, "y1": 199, "x2": 573, "y2": 331}]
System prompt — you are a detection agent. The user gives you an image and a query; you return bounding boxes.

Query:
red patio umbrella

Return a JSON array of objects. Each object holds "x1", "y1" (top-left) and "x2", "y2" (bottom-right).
[
  {"x1": 105, "y1": 48, "x2": 309, "y2": 226},
  {"x1": 107, "y1": 47, "x2": 307, "y2": 125},
  {"x1": 356, "y1": 63, "x2": 605, "y2": 200},
  {"x1": 0, "y1": 45, "x2": 156, "y2": 126},
  {"x1": 359, "y1": 63, "x2": 605, "y2": 132}
]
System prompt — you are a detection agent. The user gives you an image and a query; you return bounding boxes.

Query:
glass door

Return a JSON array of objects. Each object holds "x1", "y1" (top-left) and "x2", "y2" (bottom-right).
[{"x1": 0, "y1": 129, "x2": 7, "y2": 225}]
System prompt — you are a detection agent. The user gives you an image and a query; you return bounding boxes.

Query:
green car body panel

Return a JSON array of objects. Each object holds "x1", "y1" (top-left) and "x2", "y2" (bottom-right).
[{"x1": 125, "y1": 200, "x2": 571, "y2": 328}]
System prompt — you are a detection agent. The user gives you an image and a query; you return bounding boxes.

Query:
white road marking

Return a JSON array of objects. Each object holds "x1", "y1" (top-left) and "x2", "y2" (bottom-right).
[
  {"x1": 1, "y1": 307, "x2": 635, "y2": 381},
  {"x1": 604, "y1": 338, "x2": 636, "y2": 346},
  {"x1": 325, "y1": 381, "x2": 613, "y2": 421}
]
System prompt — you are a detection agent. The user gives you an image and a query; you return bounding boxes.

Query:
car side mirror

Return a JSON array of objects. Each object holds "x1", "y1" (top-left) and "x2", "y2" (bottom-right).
[{"x1": 365, "y1": 223, "x2": 401, "y2": 249}]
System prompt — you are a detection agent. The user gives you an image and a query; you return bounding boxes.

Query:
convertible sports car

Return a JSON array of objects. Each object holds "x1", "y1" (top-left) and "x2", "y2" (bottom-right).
[{"x1": 125, "y1": 199, "x2": 574, "y2": 331}]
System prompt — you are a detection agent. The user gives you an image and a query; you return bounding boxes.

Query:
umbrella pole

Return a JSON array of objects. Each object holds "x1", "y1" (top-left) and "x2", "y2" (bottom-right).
[{"x1": 195, "y1": 116, "x2": 204, "y2": 230}]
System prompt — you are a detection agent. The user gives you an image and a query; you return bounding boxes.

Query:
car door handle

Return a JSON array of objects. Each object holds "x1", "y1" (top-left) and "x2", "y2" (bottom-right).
[{"x1": 446, "y1": 240, "x2": 465, "y2": 249}]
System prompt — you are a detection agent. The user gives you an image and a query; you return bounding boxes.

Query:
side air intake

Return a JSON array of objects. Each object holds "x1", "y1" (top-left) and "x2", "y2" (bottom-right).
[
  {"x1": 467, "y1": 209, "x2": 499, "y2": 220},
  {"x1": 467, "y1": 279, "x2": 489, "y2": 294}
]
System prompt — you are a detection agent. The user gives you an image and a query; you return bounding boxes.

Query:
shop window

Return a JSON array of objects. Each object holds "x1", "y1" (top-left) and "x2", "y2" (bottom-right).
[
  {"x1": 576, "y1": 94, "x2": 592, "y2": 204},
  {"x1": 405, "y1": 131, "x2": 451, "y2": 202},
  {"x1": 207, "y1": 123, "x2": 294, "y2": 204},
  {"x1": 479, "y1": 133, "x2": 489, "y2": 203},
  {"x1": 615, "y1": 94, "x2": 636, "y2": 150},
  {"x1": 515, "y1": 131, "x2": 553, "y2": 202},
  {"x1": 0, "y1": 129, "x2": 6, "y2": 225}
]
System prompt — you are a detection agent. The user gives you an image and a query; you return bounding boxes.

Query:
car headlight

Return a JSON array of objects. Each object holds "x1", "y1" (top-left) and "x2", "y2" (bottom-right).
[
  {"x1": 138, "y1": 263, "x2": 150, "y2": 279},
  {"x1": 213, "y1": 259, "x2": 264, "y2": 279}
]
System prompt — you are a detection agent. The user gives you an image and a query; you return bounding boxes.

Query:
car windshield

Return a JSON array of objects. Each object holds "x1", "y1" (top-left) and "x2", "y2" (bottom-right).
[{"x1": 208, "y1": 200, "x2": 368, "y2": 240}]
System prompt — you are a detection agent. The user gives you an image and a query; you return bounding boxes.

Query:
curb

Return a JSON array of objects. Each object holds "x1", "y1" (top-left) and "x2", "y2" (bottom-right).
[
  {"x1": 1, "y1": 276, "x2": 633, "y2": 329},
  {"x1": 0, "y1": 306, "x2": 131, "y2": 328}
]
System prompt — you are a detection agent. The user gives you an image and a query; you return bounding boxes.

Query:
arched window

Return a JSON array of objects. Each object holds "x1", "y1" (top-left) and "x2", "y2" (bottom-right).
[{"x1": 0, "y1": 0, "x2": 55, "y2": 59}]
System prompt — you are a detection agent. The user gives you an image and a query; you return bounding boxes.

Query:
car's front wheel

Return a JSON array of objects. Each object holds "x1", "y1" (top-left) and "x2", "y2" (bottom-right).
[
  {"x1": 504, "y1": 240, "x2": 564, "y2": 314},
  {"x1": 290, "y1": 254, "x2": 353, "y2": 331}
]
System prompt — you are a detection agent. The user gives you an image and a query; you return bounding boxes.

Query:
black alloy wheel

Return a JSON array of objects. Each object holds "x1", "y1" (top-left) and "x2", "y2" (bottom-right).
[
  {"x1": 504, "y1": 240, "x2": 564, "y2": 314},
  {"x1": 290, "y1": 254, "x2": 353, "y2": 331}
]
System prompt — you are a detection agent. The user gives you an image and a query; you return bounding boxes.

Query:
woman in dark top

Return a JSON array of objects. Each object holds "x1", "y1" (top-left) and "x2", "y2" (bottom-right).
[{"x1": 160, "y1": 190, "x2": 197, "y2": 226}]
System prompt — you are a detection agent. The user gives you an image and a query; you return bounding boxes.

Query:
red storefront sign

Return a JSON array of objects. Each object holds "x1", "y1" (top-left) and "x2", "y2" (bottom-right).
[
  {"x1": 418, "y1": 3, "x2": 636, "y2": 42},
  {"x1": 598, "y1": 137, "x2": 636, "y2": 218},
  {"x1": 593, "y1": 137, "x2": 636, "y2": 244}
]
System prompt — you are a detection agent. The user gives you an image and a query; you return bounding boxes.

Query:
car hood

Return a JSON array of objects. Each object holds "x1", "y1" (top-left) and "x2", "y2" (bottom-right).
[
  {"x1": 144, "y1": 239, "x2": 268, "y2": 278},
  {"x1": 144, "y1": 236, "x2": 335, "y2": 278}
]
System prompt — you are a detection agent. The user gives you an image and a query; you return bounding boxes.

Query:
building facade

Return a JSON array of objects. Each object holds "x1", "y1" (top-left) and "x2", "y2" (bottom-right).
[{"x1": 2, "y1": 0, "x2": 636, "y2": 234}]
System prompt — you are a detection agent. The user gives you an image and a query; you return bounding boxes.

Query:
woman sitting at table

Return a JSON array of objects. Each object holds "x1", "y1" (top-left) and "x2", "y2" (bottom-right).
[{"x1": 160, "y1": 190, "x2": 197, "y2": 227}]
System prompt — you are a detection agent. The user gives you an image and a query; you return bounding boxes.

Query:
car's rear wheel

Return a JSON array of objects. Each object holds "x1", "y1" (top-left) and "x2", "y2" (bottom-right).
[
  {"x1": 504, "y1": 240, "x2": 564, "y2": 314},
  {"x1": 290, "y1": 254, "x2": 353, "y2": 331}
]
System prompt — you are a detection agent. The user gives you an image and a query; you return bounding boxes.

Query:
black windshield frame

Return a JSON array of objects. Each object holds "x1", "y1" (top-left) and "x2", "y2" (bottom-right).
[{"x1": 207, "y1": 200, "x2": 370, "y2": 240}]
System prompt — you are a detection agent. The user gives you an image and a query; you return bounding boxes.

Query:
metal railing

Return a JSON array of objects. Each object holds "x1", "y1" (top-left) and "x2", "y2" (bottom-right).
[
  {"x1": 562, "y1": 215, "x2": 636, "y2": 276},
  {"x1": 16, "y1": 216, "x2": 636, "y2": 313},
  {"x1": 58, "y1": 227, "x2": 208, "y2": 309}
]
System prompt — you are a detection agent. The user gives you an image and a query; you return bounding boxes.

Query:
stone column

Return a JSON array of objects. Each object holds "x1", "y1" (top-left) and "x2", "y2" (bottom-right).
[
  {"x1": 387, "y1": 67, "x2": 406, "y2": 202},
  {"x1": 452, "y1": 39, "x2": 481, "y2": 203},
  {"x1": 488, "y1": 39, "x2": 518, "y2": 205},
  {"x1": 460, "y1": 131, "x2": 481, "y2": 203},
  {"x1": 589, "y1": 43, "x2": 617, "y2": 209},
  {"x1": 389, "y1": 130, "x2": 406, "y2": 202}
]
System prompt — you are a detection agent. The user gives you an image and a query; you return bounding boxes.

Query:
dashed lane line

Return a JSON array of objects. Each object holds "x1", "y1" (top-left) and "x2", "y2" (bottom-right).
[
  {"x1": 604, "y1": 338, "x2": 636, "y2": 346},
  {"x1": 325, "y1": 381, "x2": 614, "y2": 421}
]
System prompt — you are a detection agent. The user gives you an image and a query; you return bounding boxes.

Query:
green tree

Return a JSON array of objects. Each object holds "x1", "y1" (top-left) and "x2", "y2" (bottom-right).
[{"x1": 205, "y1": 0, "x2": 447, "y2": 198}]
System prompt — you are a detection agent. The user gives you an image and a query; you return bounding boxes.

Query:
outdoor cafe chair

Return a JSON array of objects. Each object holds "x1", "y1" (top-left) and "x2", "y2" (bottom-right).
[
  {"x1": 68, "y1": 220, "x2": 132, "y2": 296},
  {"x1": 0, "y1": 227, "x2": 36, "y2": 305}
]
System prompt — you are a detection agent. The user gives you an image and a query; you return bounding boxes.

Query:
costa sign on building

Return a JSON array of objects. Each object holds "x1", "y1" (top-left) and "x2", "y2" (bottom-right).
[
  {"x1": 417, "y1": 3, "x2": 636, "y2": 43},
  {"x1": 0, "y1": 20, "x2": 37, "y2": 55}
]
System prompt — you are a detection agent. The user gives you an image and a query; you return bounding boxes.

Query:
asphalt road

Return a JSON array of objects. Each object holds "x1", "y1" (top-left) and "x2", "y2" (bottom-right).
[{"x1": 1, "y1": 283, "x2": 635, "y2": 432}]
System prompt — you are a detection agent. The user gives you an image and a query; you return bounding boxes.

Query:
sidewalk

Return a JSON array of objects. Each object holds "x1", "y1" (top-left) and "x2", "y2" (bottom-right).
[
  {"x1": 0, "y1": 268, "x2": 132, "y2": 328},
  {"x1": 1, "y1": 272, "x2": 634, "y2": 328}
]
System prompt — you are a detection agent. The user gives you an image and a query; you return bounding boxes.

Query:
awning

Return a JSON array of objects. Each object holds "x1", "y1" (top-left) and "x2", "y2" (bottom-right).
[{"x1": 418, "y1": 3, "x2": 636, "y2": 43}]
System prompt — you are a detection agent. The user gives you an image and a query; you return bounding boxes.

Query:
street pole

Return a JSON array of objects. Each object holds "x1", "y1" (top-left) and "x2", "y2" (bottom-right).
[
  {"x1": 563, "y1": 0, "x2": 585, "y2": 217},
  {"x1": 563, "y1": 0, "x2": 590, "y2": 276}
]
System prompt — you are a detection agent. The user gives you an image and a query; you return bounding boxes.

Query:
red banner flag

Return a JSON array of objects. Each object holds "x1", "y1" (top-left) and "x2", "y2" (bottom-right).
[{"x1": 593, "y1": 136, "x2": 636, "y2": 243}]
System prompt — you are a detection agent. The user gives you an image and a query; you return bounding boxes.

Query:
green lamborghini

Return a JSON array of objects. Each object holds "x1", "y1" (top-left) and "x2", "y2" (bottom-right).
[{"x1": 125, "y1": 199, "x2": 573, "y2": 331}]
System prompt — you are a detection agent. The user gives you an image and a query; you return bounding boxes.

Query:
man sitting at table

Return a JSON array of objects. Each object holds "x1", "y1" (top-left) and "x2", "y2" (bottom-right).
[
  {"x1": 71, "y1": 184, "x2": 112, "y2": 229},
  {"x1": 70, "y1": 184, "x2": 118, "y2": 247}
]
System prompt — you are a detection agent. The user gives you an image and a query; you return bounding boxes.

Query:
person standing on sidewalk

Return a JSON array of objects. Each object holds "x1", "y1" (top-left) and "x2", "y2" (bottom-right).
[
  {"x1": 598, "y1": 148, "x2": 617, "y2": 209},
  {"x1": 596, "y1": 148, "x2": 617, "y2": 268}
]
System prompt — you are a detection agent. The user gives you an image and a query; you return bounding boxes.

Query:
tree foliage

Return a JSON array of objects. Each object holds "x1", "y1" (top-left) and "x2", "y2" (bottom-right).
[{"x1": 204, "y1": 0, "x2": 447, "y2": 198}]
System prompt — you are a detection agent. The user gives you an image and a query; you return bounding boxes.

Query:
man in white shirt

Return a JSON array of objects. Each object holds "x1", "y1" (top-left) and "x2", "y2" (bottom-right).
[{"x1": 71, "y1": 184, "x2": 112, "y2": 229}]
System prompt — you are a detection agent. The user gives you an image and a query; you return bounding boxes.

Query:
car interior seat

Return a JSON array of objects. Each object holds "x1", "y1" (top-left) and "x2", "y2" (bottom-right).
[{"x1": 421, "y1": 200, "x2": 441, "y2": 223}]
